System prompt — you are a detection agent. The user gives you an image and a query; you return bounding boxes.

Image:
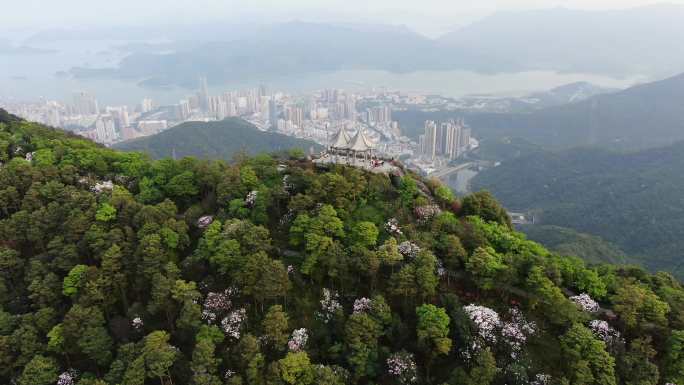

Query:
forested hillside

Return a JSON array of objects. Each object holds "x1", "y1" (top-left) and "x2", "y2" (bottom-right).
[
  {"x1": 1, "y1": 110, "x2": 684, "y2": 385},
  {"x1": 472, "y1": 142, "x2": 684, "y2": 279},
  {"x1": 114, "y1": 118, "x2": 320, "y2": 161}
]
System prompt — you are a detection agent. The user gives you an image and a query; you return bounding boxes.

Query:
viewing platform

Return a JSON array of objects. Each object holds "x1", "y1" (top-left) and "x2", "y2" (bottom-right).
[{"x1": 312, "y1": 126, "x2": 401, "y2": 174}]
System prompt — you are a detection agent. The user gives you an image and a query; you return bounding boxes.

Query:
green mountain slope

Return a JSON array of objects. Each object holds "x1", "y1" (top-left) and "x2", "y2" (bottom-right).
[
  {"x1": 114, "y1": 118, "x2": 320, "y2": 160},
  {"x1": 395, "y1": 72, "x2": 684, "y2": 151},
  {"x1": 518, "y1": 225, "x2": 627, "y2": 265},
  {"x1": 472, "y1": 142, "x2": 684, "y2": 278},
  {"x1": 2, "y1": 109, "x2": 684, "y2": 385}
]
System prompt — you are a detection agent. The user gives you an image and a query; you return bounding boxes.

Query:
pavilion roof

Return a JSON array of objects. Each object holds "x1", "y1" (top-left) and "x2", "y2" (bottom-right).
[
  {"x1": 330, "y1": 127, "x2": 351, "y2": 149},
  {"x1": 348, "y1": 129, "x2": 375, "y2": 152}
]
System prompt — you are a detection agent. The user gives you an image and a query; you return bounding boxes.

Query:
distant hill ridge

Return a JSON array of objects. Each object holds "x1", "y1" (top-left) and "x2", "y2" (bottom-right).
[
  {"x1": 472, "y1": 139, "x2": 684, "y2": 278},
  {"x1": 115, "y1": 118, "x2": 320, "y2": 160}
]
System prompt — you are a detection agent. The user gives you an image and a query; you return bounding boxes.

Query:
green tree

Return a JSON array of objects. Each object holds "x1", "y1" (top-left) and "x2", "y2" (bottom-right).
[
  {"x1": 350, "y1": 221, "x2": 379, "y2": 248},
  {"x1": 664, "y1": 330, "x2": 684, "y2": 384},
  {"x1": 465, "y1": 247, "x2": 504, "y2": 290},
  {"x1": 560, "y1": 323, "x2": 616, "y2": 385},
  {"x1": 278, "y1": 351, "x2": 314, "y2": 385},
  {"x1": 262, "y1": 305, "x2": 289, "y2": 349},
  {"x1": 450, "y1": 348, "x2": 497, "y2": 385},
  {"x1": 416, "y1": 304, "x2": 451, "y2": 380},
  {"x1": 95, "y1": 202, "x2": 117, "y2": 222},
  {"x1": 62, "y1": 264, "x2": 88, "y2": 297},
  {"x1": 461, "y1": 191, "x2": 512, "y2": 229},
  {"x1": 18, "y1": 355, "x2": 58, "y2": 385},
  {"x1": 612, "y1": 281, "x2": 670, "y2": 330},
  {"x1": 142, "y1": 331, "x2": 178, "y2": 385},
  {"x1": 618, "y1": 337, "x2": 659, "y2": 385},
  {"x1": 345, "y1": 313, "x2": 382, "y2": 380}
]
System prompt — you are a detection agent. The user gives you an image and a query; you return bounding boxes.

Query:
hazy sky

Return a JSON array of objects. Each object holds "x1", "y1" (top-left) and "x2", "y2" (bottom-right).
[{"x1": 3, "y1": 0, "x2": 684, "y2": 36}]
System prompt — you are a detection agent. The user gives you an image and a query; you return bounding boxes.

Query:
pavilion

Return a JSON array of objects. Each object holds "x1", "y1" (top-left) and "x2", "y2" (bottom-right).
[{"x1": 328, "y1": 127, "x2": 375, "y2": 164}]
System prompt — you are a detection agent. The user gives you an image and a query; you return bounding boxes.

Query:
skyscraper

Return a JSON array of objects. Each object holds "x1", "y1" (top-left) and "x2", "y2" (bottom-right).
[
  {"x1": 198, "y1": 76, "x2": 210, "y2": 112},
  {"x1": 268, "y1": 98, "x2": 278, "y2": 130},
  {"x1": 73, "y1": 92, "x2": 99, "y2": 115}
]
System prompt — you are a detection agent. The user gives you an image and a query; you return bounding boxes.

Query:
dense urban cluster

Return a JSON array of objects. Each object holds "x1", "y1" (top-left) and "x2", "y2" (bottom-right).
[
  {"x1": 1, "y1": 79, "x2": 477, "y2": 176},
  {"x1": 0, "y1": 110, "x2": 683, "y2": 385}
]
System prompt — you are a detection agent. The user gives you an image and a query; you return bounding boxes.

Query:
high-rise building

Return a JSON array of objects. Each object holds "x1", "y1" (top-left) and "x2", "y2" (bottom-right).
[
  {"x1": 73, "y1": 92, "x2": 99, "y2": 115},
  {"x1": 285, "y1": 105, "x2": 305, "y2": 129},
  {"x1": 268, "y1": 98, "x2": 278, "y2": 130},
  {"x1": 420, "y1": 119, "x2": 470, "y2": 160},
  {"x1": 198, "y1": 76, "x2": 210, "y2": 112},
  {"x1": 141, "y1": 98, "x2": 154, "y2": 114}
]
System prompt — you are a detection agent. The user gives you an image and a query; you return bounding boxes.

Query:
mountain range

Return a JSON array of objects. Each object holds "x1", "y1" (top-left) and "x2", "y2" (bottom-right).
[
  {"x1": 114, "y1": 118, "x2": 320, "y2": 160},
  {"x1": 67, "y1": 5, "x2": 684, "y2": 87}
]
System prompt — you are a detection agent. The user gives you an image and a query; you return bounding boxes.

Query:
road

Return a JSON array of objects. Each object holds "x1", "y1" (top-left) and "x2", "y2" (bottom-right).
[{"x1": 428, "y1": 162, "x2": 474, "y2": 179}]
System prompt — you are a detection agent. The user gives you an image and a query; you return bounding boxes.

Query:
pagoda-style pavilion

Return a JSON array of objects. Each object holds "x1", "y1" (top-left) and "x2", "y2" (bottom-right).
[{"x1": 328, "y1": 127, "x2": 375, "y2": 164}]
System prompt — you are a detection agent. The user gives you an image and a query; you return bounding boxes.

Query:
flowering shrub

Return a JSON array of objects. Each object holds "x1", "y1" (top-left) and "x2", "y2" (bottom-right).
[
  {"x1": 131, "y1": 317, "x2": 144, "y2": 330},
  {"x1": 223, "y1": 369, "x2": 236, "y2": 379},
  {"x1": 91, "y1": 180, "x2": 114, "y2": 193},
  {"x1": 202, "y1": 288, "x2": 236, "y2": 325},
  {"x1": 589, "y1": 320, "x2": 622, "y2": 346},
  {"x1": 531, "y1": 373, "x2": 552, "y2": 385},
  {"x1": 288, "y1": 328, "x2": 309, "y2": 351},
  {"x1": 501, "y1": 308, "x2": 536, "y2": 358},
  {"x1": 352, "y1": 297, "x2": 372, "y2": 314},
  {"x1": 317, "y1": 288, "x2": 342, "y2": 323},
  {"x1": 221, "y1": 308, "x2": 247, "y2": 339},
  {"x1": 385, "y1": 218, "x2": 402, "y2": 236},
  {"x1": 397, "y1": 241, "x2": 421, "y2": 259},
  {"x1": 57, "y1": 369, "x2": 79, "y2": 385},
  {"x1": 287, "y1": 265, "x2": 295, "y2": 274},
  {"x1": 464, "y1": 304, "x2": 501, "y2": 344},
  {"x1": 196, "y1": 215, "x2": 214, "y2": 229},
  {"x1": 386, "y1": 351, "x2": 418, "y2": 384},
  {"x1": 414, "y1": 205, "x2": 441, "y2": 224},
  {"x1": 570, "y1": 293, "x2": 600, "y2": 313},
  {"x1": 245, "y1": 190, "x2": 259, "y2": 207}
]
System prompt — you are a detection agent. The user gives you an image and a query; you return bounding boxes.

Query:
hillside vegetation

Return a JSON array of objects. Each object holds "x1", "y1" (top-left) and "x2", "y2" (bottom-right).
[
  {"x1": 114, "y1": 118, "x2": 320, "y2": 160},
  {"x1": 1, "y1": 110, "x2": 684, "y2": 385},
  {"x1": 472, "y1": 142, "x2": 684, "y2": 279}
]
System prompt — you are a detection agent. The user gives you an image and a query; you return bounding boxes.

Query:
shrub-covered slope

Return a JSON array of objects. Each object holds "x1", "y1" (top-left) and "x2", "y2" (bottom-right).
[
  {"x1": 114, "y1": 118, "x2": 320, "y2": 161},
  {"x1": 1, "y1": 110, "x2": 683, "y2": 385}
]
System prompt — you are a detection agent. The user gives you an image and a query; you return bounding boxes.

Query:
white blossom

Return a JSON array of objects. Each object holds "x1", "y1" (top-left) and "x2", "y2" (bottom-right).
[
  {"x1": 196, "y1": 215, "x2": 214, "y2": 229},
  {"x1": 25, "y1": 152, "x2": 35, "y2": 162},
  {"x1": 414, "y1": 205, "x2": 440, "y2": 223},
  {"x1": 288, "y1": 328, "x2": 309, "y2": 351},
  {"x1": 531, "y1": 373, "x2": 552, "y2": 385},
  {"x1": 352, "y1": 297, "x2": 372, "y2": 314},
  {"x1": 501, "y1": 308, "x2": 536, "y2": 359},
  {"x1": 245, "y1": 190, "x2": 258, "y2": 207},
  {"x1": 317, "y1": 288, "x2": 342, "y2": 323},
  {"x1": 223, "y1": 369, "x2": 236, "y2": 379},
  {"x1": 436, "y1": 259, "x2": 446, "y2": 277},
  {"x1": 397, "y1": 241, "x2": 421, "y2": 259},
  {"x1": 385, "y1": 218, "x2": 402, "y2": 236},
  {"x1": 386, "y1": 351, "x2": 418, "y2": 384},
  {"x1": 287, "y1": 265, "x2": 295, "y2": 274},
  {"x1": 131, "y1": 317, "x2": 144, "y2": 330},
  {"x1": 221, "y1": 308, "x2": 247, "y2": 339},
  {"x1": 570, "y1": 293, "x2": 599, "y2": 313},
  {"x1": 91, "y1": 180, "x2": 114, "y2": 193},
  {"x1": 57, "y1": 369, "x2": 79, "y2": 385},
  {"x1": 589, "y1": 320, "x2": 622, "y2": 346},
  {"x1": 464, "y1": 304, "x2": 501, "y2": 344},
  {"x1": 202, "y1": 288, "x2": 236, "y2": 324}
]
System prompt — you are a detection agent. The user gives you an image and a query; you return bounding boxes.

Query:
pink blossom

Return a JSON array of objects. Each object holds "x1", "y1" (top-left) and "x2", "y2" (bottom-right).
[
  {"x1": 387, "y1": 351, "x2": 418, "y2": 384},
  {"x1": 317, "y1": 288, "x2": 342, "y2": 323},
  {"x1": 288, "y1": 328, "x2": 309, "y2": 351},
  {"x1": 352, "y1": 298, "x2": 372, "y2": 314}
]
